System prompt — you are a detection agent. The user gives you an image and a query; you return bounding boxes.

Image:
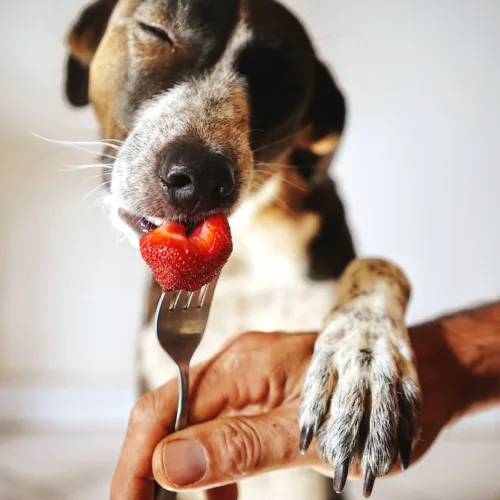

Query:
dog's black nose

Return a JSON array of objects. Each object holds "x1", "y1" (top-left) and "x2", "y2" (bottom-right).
[{"x1": 160, "y1": 141, "x2": 235, "y2": 212}]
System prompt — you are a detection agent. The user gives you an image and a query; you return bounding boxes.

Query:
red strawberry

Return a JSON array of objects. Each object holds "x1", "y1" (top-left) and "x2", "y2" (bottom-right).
[{"x1": 140, "y1": 214, "x2": 233, "y2": 292}]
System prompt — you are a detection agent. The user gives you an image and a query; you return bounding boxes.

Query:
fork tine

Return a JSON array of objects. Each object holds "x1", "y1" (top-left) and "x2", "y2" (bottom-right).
[
  {"x1": 174, "y1": 290, "x2": 190, "y2": 310},
  {"x1": 170, "y1": 290, "x2": 184, "y2": 310},
  {"x1": 199, "y1": 283, "x2": 210, "y2": 307},
  {"x1": 185, "y1": 291, "x2": 195, "y2": 309},
  {"x1": 155, "y1": 290, "x2": 175, "y2": 320},
  {"x1": 164, "y1": 290, "x2": 177, "y2": 308},
  {"x1": 200, "y1": 274, "x2": 220, "y2": 308},
  {"x1": 186, "y1": 290, "x2": 202, "y2": 309}
]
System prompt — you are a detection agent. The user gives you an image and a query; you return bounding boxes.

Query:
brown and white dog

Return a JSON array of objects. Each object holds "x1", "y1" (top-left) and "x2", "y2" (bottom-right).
[{"x1": 64, "y1": 1, "x2": 421, "y2": 499}]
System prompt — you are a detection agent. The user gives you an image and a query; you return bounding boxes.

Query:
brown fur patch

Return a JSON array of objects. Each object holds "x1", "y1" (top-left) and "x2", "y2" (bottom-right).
[
  {"x1": 295, "y1": 125, "x2": 340, "y2": 157},
  {"x1": 88, "y1": 1, "x2": 130, "y2": 138},
  {"x1": 66, "y1": 0, "x2": 117, "y2": 66},
  {"x1": 311, "y1": 134, "x2": 340, "y2": 156},
  {"x1": 335, "y1": 258, "x2": 411, "y2": 310}
]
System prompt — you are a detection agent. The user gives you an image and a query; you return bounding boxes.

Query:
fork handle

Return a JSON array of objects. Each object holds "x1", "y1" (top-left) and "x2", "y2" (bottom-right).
[
  {"x1": 174, "y1": 362, "x2": 190, "y2": 432},
  {"x1": 154, "y1": 362, "x2": 190, "y2": 500}
]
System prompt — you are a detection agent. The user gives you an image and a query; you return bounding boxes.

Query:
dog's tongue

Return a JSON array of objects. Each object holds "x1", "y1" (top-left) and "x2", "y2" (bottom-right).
[{"x1": 140, "y1": 214, "x2": 232, "y2": 291}]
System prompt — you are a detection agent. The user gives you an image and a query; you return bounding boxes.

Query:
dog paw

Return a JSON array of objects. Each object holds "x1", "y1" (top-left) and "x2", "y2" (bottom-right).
[{"x1": 298, "y1": 305, "x2": 421, "y2": 497}]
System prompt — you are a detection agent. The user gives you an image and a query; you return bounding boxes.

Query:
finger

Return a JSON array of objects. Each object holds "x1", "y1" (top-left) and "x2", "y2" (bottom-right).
[
  {"x1": 152, "y1": 407, "x2": 312, "y2": 491},
  {"x1": 111, "y1": 364, "x2": 233, "y2": 500},
  {"x1": 111, "y1": 389, "x2": 179, "y2": 500}
]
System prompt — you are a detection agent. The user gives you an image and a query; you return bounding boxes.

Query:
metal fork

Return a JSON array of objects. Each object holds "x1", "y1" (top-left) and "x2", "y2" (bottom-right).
[{"x1": 154, "y1": 275, "x2": 220, "y2": 500}]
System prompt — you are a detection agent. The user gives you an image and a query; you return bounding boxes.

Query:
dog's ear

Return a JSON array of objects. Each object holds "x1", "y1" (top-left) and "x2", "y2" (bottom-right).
[
  {"x1": 64, "y1": 0, "x2": 117, "y2": 107},
  {"x1": 299, "y1": 60, "x2": 354, "y2": 280},
  {"x1": 301, "y1": 58, "x2": 346, "y2": 159},
  {"x1": 304, "y1": 173, "x2": 356, "y2": 281},
  {"x1": 291, "y1": 58, "x2": 346, "y2": 182}
]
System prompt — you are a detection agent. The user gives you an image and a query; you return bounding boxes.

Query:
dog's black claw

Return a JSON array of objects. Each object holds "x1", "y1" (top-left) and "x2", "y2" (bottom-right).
[
  {"x1": 399, "y1": 438, "x2": 412, "y2": 470},
  {"x1": 363, "y1": 468, "x2": 376, "y2": 498},
  {"x1": 333, "y1": 458, "x2": 349, "y2": 493},
  {"x1": 299, "y1": 425, "x2": 314, "y2": 454}
]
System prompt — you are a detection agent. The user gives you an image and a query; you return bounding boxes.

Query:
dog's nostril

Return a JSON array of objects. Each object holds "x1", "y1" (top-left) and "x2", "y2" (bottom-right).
[
  {"x1": 216, "y1": 180, "x2": 234, "y2": 198},
  {"x1": 165, "y1": 172, "x2": 192, "y2": 189}
]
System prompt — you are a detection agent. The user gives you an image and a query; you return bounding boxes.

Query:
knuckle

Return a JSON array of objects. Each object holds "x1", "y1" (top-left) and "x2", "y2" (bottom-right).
[
  {"x1": 129, "y1": 391, "x2": 157, "y2": 425},
  {"x1": 216, "y1": 418, "x2": 263, "y2": 477},
  {"x1": 218, "y1": 332, "x2": 267, "y2": 367},
  {"x1": 223, "y1": 331, "x2": 277, "y2": 370},
  {"x1": 234, "y1": 330, "x2": 268, "y2": 349}
]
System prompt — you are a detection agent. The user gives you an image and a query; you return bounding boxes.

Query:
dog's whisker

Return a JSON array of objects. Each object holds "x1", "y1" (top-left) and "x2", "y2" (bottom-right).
[
  {"x1": 247, "y1": 128, "x2": 266, "y2": 135},
  {"x1": 59, "y1": 163, "x2": 114, "y2": 172},
  {"x1": 32, "y1": 133, "x2": 122, "y2": 151},
  {"x1": 249, "y1": 185, "x2": 265, "y2": 194},
  {"x1": 148, "y1": 208, "x2": 167, "y2": 224},
  {"x1": 93, "y1": 141, "x2": 122, "y2": 150},
  {"x1": 253, "y1": 169, "x2": 308, "y2": 193},
  {"x1": 256, "y1": 161, "x2": 315, "y2": 170},
  {"x1": 34, "y1": 139, "x2": 118, "y2": 162},
  {"x1": 114, "y1": 118, "x2": 130, "y2": 134},
  {"x1": 249, "y1": 176, "x2": 305, "y2": 221},
  {"x1": 69, "y1": 148, "x2": 117, "y2": 161},
  {"x1": 70, "y1": 148, "x2": 117, "y2": 162},
  {"x1": 82, "y1": 180, "x2": 113, "y2": 201},
  {"x1": 245, "y1": 128, "x2": 294, "y2": 152},
  {"x1": 80, "y1": 172, "x2": 114, "y2": 182},
  {"x1": 113, "y1": 232, "x2": 129, "y2": 245},
  {"x1": 252, "y1": 130, "x2": 301, "y2": 154},
  {"x1": 248, "y1": 177, "x2": 295, "y2": 215},
  {"x1": 264, "y1": 191, "x2": 293, "y2": 213},
  {"x1": 102, "y1": 138, "x2": 124, "y2": 144}
]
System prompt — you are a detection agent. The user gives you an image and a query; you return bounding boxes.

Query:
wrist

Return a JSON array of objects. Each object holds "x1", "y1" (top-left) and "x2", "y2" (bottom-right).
[
  {"x1": 443, "y1": 302, "x2": 500, "y2": 413},
  {"x1": 410, "y1": 301, "x2": 500, "y2": 423}
]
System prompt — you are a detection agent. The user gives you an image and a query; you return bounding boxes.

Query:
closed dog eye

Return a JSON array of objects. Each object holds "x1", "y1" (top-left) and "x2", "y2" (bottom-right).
[{"x1": 137, "y1": 21, "x2": 175, "y2": 47}]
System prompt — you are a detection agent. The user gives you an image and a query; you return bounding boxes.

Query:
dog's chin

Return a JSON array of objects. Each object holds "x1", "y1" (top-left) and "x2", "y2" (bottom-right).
[
  {"x1": 111, "y1": 209, "x2": 167, "y2": 248},
  {"x1": 108, "y1": 209, "x2": 145, "y2": 248}
]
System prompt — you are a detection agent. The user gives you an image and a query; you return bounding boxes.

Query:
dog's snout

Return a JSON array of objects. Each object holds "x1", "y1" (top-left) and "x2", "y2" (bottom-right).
[{"x1": 160, "y1": 141, "x2": 235, "y2": 212}]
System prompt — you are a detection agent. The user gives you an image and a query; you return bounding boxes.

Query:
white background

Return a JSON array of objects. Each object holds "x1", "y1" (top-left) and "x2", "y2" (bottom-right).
[{"x1": 0, "y1": 0, "x2": 499, "y2": 497}]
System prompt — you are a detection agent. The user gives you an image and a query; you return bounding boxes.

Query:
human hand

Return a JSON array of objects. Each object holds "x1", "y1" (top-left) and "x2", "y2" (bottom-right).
[{"x1": 111, "y1": 324, "x2": 468, "y2": 499}]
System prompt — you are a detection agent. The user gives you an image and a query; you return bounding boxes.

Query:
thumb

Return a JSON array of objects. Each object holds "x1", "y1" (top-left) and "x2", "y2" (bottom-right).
[{"x1": 152, "y1": 407, "x2": 311, "y2": 491}]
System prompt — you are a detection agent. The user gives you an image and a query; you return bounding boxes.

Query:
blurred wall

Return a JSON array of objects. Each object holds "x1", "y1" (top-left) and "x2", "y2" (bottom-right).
[
  {"x1": 0, "y1": 0, "x2": 499, "y2": 428},
  {"x1": 0, "y1": 0, "x2": 149, "y2": 423}
]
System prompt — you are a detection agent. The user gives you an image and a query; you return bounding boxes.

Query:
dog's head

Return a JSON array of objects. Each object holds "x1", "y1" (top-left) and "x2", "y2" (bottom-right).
[{"x1": 65, "y1": 0, "x2": 354, "y2": 280}]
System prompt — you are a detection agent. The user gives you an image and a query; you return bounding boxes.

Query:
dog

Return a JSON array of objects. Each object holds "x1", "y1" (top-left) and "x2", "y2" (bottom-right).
[{"x1": 64, "y1": 1, "x2": 421, "y2": 499}]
